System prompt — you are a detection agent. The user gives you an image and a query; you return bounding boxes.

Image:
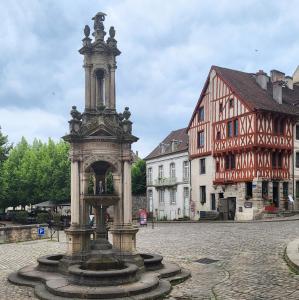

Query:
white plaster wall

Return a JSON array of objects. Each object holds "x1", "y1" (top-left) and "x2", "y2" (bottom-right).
[
  {"x1": 146, "y1": 151, "x2": 191, "y2": 220},
  {"x1": 191, "y1": 155, "x2": 215, "y2": 220}
]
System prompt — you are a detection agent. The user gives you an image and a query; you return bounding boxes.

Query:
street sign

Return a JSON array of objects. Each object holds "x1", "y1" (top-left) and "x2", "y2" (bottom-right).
[{"x1": 38, "y1": 227, "x2": 45, "y2": 236}]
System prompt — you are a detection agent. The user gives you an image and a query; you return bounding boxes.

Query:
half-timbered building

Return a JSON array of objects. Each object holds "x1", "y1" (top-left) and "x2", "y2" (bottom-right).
[{"x1": 187, "y1": 66, "x2": 299, "y2": 220}]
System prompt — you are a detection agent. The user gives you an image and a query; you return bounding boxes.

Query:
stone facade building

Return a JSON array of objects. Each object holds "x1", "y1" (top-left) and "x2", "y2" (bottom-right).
[
  {"x1": 187, "y1": 65, "x2": 299, "y2": 220},
  {"x1": 145, "y1": 128, "x2": 191, "y2": 220}
]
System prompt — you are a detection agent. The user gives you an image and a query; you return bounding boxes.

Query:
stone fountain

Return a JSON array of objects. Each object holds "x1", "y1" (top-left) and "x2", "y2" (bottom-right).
[{"x1": 9, "y1": 12, "x2": 190, "y2": 299}]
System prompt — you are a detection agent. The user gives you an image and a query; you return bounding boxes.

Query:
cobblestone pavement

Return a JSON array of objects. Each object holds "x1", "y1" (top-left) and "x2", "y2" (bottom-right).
[{"x1": 1, "y1": 221, "x2": 299, "y2": 299}]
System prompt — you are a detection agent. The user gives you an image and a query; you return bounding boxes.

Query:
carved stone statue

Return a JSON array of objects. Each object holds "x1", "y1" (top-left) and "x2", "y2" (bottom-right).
[
  {"x1": 84, "y1": 25, "x2": 90, "y2": 37},
  {"x1": 123, "y1": 107, "x2": 131, "y2": 120},
  {"x1": 70, "y1": 106, "x2": 82, "y2": 121}
]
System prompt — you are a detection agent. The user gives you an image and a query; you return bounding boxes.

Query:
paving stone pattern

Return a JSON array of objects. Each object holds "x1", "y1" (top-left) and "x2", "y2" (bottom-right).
[{"x1": 1, "y1": 221, "x2": 299, "y2": 299}]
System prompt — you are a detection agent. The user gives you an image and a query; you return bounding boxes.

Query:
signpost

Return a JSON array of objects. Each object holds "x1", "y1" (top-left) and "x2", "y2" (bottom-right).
[{"x1": 38, "y1": 227, "x2": 45, "y2": 237}]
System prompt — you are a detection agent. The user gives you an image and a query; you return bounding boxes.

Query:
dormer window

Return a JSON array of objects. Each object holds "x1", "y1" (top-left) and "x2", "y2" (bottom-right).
[
  {"x1": 198, "y1": 107, "x2": 204, "y2": 122},
  {"x1": 229, "y1": 98, "x2": 234, "y2": 108},
  {"x1": 219, "y1": 103, "x2": 223, "y2": 113}
]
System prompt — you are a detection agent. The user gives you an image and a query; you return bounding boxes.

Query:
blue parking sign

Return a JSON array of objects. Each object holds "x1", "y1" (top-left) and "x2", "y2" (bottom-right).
[{"x1": 38, "y1": 227, "x2": 45, "y2": 236}]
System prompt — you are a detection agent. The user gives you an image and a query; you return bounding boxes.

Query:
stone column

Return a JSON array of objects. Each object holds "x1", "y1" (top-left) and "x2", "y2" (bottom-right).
[
  {"x1": 95, "y1": 205, "x2": 108, "y2": 239},
  {"x1": 109, "y1": 64, "x2": 116, "y2": 110},
  {"x1": 123, "y1": 160, "x2": 132, "y2": 224},
  {"x1": 81, "y1": 172, "x2": 90, "y2": 226},
  {"x1": 105, "y1": 71, "x2": 110, "y2": 108},
  {"x1": 71, "y1": 160, "x2": 80, "y2": 225},
  {"x1": 84, "y1": 64, "x2": 92, "y2": 111},
  {"x1": 112, "y1": 173, "x2": 123, "y2": 225},
  {"x1": 90, "y1": 72, "x2": 96, "y2": 110}
]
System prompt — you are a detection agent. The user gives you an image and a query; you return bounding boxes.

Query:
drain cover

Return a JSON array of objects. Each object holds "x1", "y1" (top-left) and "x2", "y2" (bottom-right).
[{"x1": 194, "y1": 258, "x2": 219, "y2": 264}]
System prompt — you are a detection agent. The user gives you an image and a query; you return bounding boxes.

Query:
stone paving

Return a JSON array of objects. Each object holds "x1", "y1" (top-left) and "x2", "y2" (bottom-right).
[{"x1": 1, "y1": 220, "x2": 299, "y2": 299}]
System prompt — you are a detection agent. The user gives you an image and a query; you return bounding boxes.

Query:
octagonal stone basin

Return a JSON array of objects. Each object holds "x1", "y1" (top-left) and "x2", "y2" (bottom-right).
[
  {"x1": 140, "y1": 253, "x2": 163, "y2": 271},
  {"x1": 68, "y1": 260, "x2": 139, "y2": 286},
  {"x1": 37, "y1": 254, "x2": 63, "y2": 272}
]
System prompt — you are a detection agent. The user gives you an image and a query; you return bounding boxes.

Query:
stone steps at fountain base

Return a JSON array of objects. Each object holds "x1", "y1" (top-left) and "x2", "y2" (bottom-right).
[{"x1": 34, "y1": 279, "x2": 171, "y2": 300}]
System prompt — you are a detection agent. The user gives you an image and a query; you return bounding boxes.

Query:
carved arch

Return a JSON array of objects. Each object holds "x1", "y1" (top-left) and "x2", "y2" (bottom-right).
[{"x1": 83, "y1": 154, "x2": 120, "y2": 174}]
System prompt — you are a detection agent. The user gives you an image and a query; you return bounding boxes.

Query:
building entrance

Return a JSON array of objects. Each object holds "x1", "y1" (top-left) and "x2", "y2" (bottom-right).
[
  {"x1": 219, "y1": 197, "x2": 236, "y2": 220},
  {"x1": 273, "y1": 182, "x2": 279, "y2": 208}
]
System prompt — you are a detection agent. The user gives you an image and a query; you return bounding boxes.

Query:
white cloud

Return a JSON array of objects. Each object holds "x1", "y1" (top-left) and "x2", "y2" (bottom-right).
[
  {"x1": 0, "y1": 107, "x2": 67, "y2": 144},
  {"x1": 0, "y1": 0, "x2": 299, "y2": 157}
]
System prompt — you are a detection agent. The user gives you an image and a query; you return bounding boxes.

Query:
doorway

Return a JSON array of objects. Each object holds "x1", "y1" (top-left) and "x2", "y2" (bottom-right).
[
  {"x1": 211, "y1": 193, "x2": 216, "y2": 211},
  {"x1": 219, "y1": 197, "x2": 236, "y2": 220},
  {"x1": 273, "y1": 182, "x2": 279, "y2": 208}
]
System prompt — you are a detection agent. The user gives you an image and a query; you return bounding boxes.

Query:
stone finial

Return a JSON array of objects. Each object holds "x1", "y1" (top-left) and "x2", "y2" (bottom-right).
[
  {"x1": 84, "y1": 25, "x2": 90, "y2": 37},
  {"x1": 82, "y1": 25, "x2": 92, "y2": 47},
  {"x1": 92, "y1": 12, "x2": 107, "y2": 41},
  {"x1": 123, "y1": 107, "x2": 131, "y2": 120},
  {"x1": 109, "y1": 26, "x2": 115, "y2": 38}
]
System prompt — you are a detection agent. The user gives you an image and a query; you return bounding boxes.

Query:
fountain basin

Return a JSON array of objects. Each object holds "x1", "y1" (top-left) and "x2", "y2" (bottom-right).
[
  {"x1": 140, "y1": 253, "x2": 163, "y2": 270},
  {"x1": 37, "y1": 254, "x2": 63, "y2": 272},
  {"x1": 68, "y1": 262, "x2": 139, "y2": 286}
]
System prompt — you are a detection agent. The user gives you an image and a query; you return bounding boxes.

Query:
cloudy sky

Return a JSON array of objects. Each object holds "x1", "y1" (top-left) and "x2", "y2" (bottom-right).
[{"x1": 0, "y1": 0, "x2": 299, "y2": 157}]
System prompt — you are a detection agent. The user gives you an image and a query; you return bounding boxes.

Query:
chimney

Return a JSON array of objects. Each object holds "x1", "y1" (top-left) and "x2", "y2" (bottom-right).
[
  {"x1": 293, "y1": 65, "x2": 299, "y2": 86},
  {"x1": 272, "y1": 81, "x2": 283, "y2": 104},
  {"x1": 285, "y1": 76, "x2": 293, "y2": 90},
  {"x1": 270, "y1": 69, "x2": 285, "y2": 83},
  {"x1": 256, "y1": 70, "x2": 269, "y2": 90}
]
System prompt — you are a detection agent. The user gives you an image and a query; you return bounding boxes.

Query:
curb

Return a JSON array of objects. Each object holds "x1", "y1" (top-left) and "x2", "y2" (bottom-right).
[
  {"x1": 147, "y1": 217, "x2": 299, "y2": 225},
  {"x1": 285, "y1": 239, "x2": 299, "y2": 274}
]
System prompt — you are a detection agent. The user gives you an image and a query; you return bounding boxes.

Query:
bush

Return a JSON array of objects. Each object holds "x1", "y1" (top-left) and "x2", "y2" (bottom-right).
[
  {"x1": 14, "y1": 210, "x2": 28, "y2": 224},
  {"x1": 36, "y1": 212, "x2": 50, "y2": 224},
  {"x1": 52, "y1": 213, "x2": 61, "y2": 226}
]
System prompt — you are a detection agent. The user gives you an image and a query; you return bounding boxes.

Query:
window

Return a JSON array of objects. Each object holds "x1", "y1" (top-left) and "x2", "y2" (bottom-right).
[
  {"x1": 234, "y1": 119, "x2": 238, "y2": 136},
  {"x1": 246, "y1": 182, "x2": 253, "y2": 198},
  {"x1": 158, "y1": 189, "x2": 164, "y2": 203},
  {"x1": 272, "y1": 152, "x2": 277, "y2": 168},
  {"x1": 229, "y1": 98, "x2": 234, "y2": 108},
  {"x1": 279, "y1": 119, "x2": 284, "y2": 135},
  {"x1": 296, "y1": 181, "x2": 299, "y2": 198},
  {"x1": 283, "y1": 182, "x2": 288, "y2": 198},
  {"x1": 211, "y1": 194, "x2": 216, "y2": 210},
  {"x1": 170, "y1": 189, "x2": 176, "y2": 205},
  {"x1": 230, "y1": 154, "x2": 235, "y2": 169},
  {"x1": 219, "y1": 103, "x2": 223, "y2": 113},
  {"x1": 147, "y1": 167, "x2": 152, "y2": 185},
  {"x1": 277, "y1": 153, "x2": 282, "y2": 169},
  {"x1": 296, "y1": 152, "x2": 299, "y2": 168},
  {"x1": 183, "y1": 161, "x2": 189, "y2": 180},
  {"x1": 272, "y1": 152, "x2": 283, "y2": 169},
  {"x1": 169, "y1": 162, "x2": 176, "y2": 179},
  {"x1": 198, "y1": 107, "x2": 204, "y2": 121},
  {"x1": 225, "y1": 154, "x2": 235, "y2": 170},
  {"x1": 148, "y1": 189, "x2": 153, "y2": 211},
  {"x1": 262, "y1": 181, "x2": 268, "y2": 199},
  {"x1": 273, "y1": 119, "x2": 278, "y2": 135},
  {"x1": 158, "y1": 165, "x2": 164, "y2": 179},
  {"x1": 296, "y1": 125, "x2": 299, "y2": 140},
  {"x1": 216, "y1": 161, "x2": 220, "y2": 172},
  {"x1": 227, "y1": 121, "x2": 233, "y2": 138},
  {"x1": 200, "y1": 158, "x2": 206, "y2": 174},
  {"x1": 198, "y1": 131, "x2": 204, "y2": 148},
  {"x1": 183, "y1": 187, "x2": 189, "y2": 198},
  {"x1": 216, "y1": 131, "x2": 221, "y2": 140},
  {"x1": 200, "y1": 186, "x2": 206, "y2": 204},
  {"x1": 225, "y1": 156, "x2": 230, "y2": 170}
]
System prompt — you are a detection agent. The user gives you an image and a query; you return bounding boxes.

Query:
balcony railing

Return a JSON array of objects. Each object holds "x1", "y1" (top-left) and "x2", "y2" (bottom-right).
[{"x1": 154, "y1": 177, "x2": 177, "y2": 187}]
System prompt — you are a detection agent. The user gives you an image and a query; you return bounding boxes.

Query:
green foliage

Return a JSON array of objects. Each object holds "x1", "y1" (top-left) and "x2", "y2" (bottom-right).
[
  {"x1": 52, "y1": 213, "x2": 61, "y2": 225},
  {"x1": 36, "y1": 212, "x2": 50, "y2": 224},
  {"x1": 0, "y1": 137, "x2": 71, "y2": 210},
  {"x1": 106, "y1": 172, "x2": 114, "y2": 194},
  {"x1": 131, "y1": 159, "x2": 146, "y2": 195},
  {"x1": 14, "y1": 210, "x2": 29, "y2": 224}
]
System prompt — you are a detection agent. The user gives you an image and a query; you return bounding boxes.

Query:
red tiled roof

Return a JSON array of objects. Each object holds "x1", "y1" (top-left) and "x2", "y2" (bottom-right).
[
  {"x1": 144, "y1": 128, "x2": 188, "y2": 160},
  {"x1": 188, "y1": 66, "x2": 299, "y2": 130},
  {"x1": 213, "y1": 66, "x2": 299, "y2": 116}
]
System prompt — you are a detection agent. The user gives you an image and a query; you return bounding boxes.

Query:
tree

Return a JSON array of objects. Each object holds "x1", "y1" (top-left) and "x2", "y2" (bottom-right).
[
  {"x1": 131, "y1": 159, "x2": 146, "y2": 195},
  {"x1": 0, "y1": 127, "x2": 12, "y2": 210}
]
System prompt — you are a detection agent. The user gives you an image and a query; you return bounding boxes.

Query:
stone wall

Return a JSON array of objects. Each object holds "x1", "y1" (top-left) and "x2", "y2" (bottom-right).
[
  {"x1": 132, "y1": 195, "x2": 147, "y2": 219},
  {"x1": 0, "y1": 224, "x2": 49, "y2": 243}
]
